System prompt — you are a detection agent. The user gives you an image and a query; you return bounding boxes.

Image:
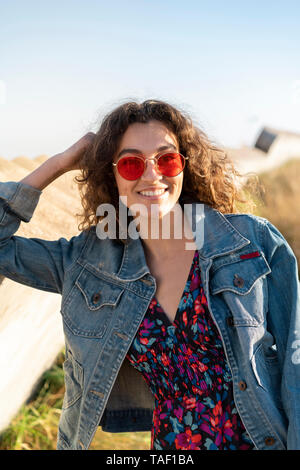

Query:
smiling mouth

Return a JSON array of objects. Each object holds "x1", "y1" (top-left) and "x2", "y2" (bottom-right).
[{"x1": 137, "y1": 188, "x2": 169, "y2": 198}]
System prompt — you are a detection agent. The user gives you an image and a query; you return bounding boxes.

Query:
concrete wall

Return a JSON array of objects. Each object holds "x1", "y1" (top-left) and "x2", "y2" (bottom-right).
[{"x1": 0, "y1": 279, "x2": 63, "y2": 430}]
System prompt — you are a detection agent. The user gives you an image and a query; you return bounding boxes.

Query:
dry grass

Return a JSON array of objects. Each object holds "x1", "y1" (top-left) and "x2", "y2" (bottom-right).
[
  {"x1": 90, "y1": 429, "x2": 151, "y2": 451},
  {"x1": 0, "y1": 351, "x2": 151, "y2": 450},
  {"x1": 0, "y1": 352, "x2": 65, "y2": 450},
  {"x1": 244, "y1": 158, "x2": 300, "y2": 275}
]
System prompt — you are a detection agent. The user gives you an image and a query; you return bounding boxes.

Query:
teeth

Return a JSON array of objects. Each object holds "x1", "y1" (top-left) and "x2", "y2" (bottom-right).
[{"x1": 139, "y1": 189, "x2": 166, "y2": 196}]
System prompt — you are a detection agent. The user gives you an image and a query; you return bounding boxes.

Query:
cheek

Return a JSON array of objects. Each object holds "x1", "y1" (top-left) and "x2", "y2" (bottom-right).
[
  {"x1": 114, "y1": 172, "x2": 125, "y2": 194},
  {"x1": 170, "y1": 176, "x2": 183, "y2": 194},
  {"x1": 115, "y1": 175, "x2": 135, "y2": 199}
]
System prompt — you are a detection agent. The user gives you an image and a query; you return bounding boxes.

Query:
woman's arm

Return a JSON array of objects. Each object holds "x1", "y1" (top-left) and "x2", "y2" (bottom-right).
[
  {"x1": 19, "y1": 132, "x2": 95, "y2": 190},
  {"x1": 263, "y1": 220, "x2": 300, "y2": 449},
  {"x1": 0, "y1": 133, "x2": 95, "y2": 294}
]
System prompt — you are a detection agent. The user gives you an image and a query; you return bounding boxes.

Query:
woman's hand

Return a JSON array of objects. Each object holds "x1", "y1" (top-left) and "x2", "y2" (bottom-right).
[
  {"x1": 58, "y1": 132, "x2": 96, "y2": 172},
  {"x1": 19, "y1": 132, "x2": 96, "y2": 190}
]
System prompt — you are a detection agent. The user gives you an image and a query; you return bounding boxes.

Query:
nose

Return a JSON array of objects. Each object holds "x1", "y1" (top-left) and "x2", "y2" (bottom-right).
[{"x1": 141, "y1": 158, "x2": 162, "y2": 180}]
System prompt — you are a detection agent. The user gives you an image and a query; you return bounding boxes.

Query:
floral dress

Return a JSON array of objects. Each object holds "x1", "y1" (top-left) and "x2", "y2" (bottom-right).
[{"x1": 126, "y1": 249, "x2": 254, "y2": 450}]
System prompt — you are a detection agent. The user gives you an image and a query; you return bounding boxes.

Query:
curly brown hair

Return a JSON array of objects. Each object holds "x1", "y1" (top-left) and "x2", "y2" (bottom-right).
[{"x1": 75, "y1": 99, "x2": 258, "y2": 240}]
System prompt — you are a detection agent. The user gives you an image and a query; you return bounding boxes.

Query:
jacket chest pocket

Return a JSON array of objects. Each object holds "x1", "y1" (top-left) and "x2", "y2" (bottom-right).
[
  {"x1": 61, "y1": 266, "x2": 125, "y2": 338},
  {"x1": 210, "y1": 253, "x2": 271, "y2": 326}
]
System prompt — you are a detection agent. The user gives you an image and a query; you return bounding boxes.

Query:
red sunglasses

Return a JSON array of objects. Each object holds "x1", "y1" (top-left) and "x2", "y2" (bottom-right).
[{"x1": 112, "y1": 152, "x2": 188, "y2": 181}]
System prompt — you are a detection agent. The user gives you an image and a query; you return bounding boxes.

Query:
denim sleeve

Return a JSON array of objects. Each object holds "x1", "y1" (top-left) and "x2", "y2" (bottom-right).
[
  {"x1": 263, "y1": 219, "x2": 300, "y2": 449},
  {"x1": 0, "y1": 181, "x2": 89, "y2": 295}
]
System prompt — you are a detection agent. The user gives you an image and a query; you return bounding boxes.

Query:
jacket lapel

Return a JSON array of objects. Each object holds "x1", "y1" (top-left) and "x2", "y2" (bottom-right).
[
  {"x1": 187, "y1": 203, "x2": 250, "y2": 259},
  {"x1": 115, "y1": 202, "x2": 251, "y2": 280}
]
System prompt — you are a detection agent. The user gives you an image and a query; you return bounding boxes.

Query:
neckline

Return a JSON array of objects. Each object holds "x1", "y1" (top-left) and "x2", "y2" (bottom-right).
[{"x1": 152, "y1": 249, "x2": 198, "y2": 327}]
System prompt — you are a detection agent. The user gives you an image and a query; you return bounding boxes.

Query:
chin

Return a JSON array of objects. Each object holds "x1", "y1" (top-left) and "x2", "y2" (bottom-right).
[{"x1": 150, "y1": 200, "x2": 180, "y2": 219}]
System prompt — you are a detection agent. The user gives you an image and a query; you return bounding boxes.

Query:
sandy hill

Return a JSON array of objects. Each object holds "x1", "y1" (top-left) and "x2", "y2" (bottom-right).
[{"x1": 0, "y1": 156, "x2": 82, "y2": 239}]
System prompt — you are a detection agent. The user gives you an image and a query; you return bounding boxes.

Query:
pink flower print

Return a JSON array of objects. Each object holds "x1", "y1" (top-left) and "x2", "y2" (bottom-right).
[
  {"x1": 197, "y1": 361, "x2": 208, "y2": 373},
  {"x1": 183, "y1": 396, "x2": 197, "y2": 410},
  {"x1": 200, "y1": 291, "x2": 208, "y2": 305},
  {"x1": 175, "y1": 428, "x2": 202, "y2": 450},
  {"x1": 215, "y1": 430, "x2": 223, "y2": 447},
  {"x1": 194, "y1": 297, "x2": 205, "y2": 314},
  {"x1": 199, "y1": 421, "x2": 214, "y2": 436},
  {"x1": 224, "y1": 419, "x2": 234, "y2": 438},
  {"x1": 190, "y1": 274, "x2": 199, "y2": 292},
  {"x1": 195, "y1": 401, "x2": 205, "y2": 414},
  {"x1": 165, "y1": 400, "x2": 172, "y2": 411},
  {"x1": 140, "y1": 337, "x2": 149, "y2": 345},
  {"x1": 174, "y1": 406, "x2": 184, "y2": 421},
  {"x1": 175, "y1": 428, "x2": 192, "y2": 449},
  {"x1": 180, "y1": 343, "x2": 187, "y2": 354},
  {"x1": 213, "y1": 364, "x2": 223, "y2": 375},
  {"x1": 213, "y1": 400, "x2": 223, "y2": 417},
  {"x1": 191, "y1": 433, "x2": 202, "y2": 449},
  {"x1": 141, "y1": 317, "x2": 154, "y2": 332},
  {"x1": 199, "y1": 380, "x2": 208, "y2": 392},
  {"x1": 161, "y1": 352, "x2": 169, "y2": 367}
]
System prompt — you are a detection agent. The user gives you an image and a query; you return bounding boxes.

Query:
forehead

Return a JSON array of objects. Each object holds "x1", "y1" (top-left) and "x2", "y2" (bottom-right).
[{"x1": 118, "y1": 120, "x2": 178, "y2": 152}]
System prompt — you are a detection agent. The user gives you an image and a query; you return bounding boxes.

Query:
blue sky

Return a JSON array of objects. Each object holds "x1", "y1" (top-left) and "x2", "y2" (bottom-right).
[{"x1": 1, "y1": 0, "x2": 300, "y2": 158}]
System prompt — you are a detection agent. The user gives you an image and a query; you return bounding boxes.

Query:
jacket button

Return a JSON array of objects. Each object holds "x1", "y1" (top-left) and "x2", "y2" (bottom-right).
[
  {"x1": 92, "y1": 292, "x2": 101, "y2": 303},
  {"x1": 238, "y1": 380, "x2": 247, "y2": 391},
  {"x1": 264, "y1": 436, "x2": 275, "y2": 446},
  {"x1": 233, "y1": 274, "x2": 244, "y2": 288},
  {"x1": 226, "y1": 316, "x2": 234, "y2": 326}
]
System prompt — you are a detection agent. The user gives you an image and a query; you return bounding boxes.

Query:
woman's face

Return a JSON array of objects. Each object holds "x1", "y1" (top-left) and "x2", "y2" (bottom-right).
[{"x1": 112, "y1": 120, "x2": 183, "y2": 219}]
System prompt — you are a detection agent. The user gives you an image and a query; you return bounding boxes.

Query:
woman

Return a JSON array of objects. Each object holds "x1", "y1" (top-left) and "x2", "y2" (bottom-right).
[{"x1": 0, "y1": 100, "x2": 299, "y2": 450}]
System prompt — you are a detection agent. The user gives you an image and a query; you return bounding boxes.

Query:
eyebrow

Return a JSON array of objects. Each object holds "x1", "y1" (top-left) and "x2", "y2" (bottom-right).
[{"x1": 117, "y1": 144, "x2": 178, "y2": 159}]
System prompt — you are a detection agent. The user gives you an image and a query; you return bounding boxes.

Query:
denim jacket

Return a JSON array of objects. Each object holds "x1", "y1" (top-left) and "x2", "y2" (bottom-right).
[{"x1": 1, "y1": 180, "x2": 300, "y2": 451}]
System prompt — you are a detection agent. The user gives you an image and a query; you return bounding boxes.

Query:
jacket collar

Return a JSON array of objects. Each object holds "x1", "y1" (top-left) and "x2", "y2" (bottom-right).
[{"x1": 116, "y1": 202, "x2": 250, "y2": 281}]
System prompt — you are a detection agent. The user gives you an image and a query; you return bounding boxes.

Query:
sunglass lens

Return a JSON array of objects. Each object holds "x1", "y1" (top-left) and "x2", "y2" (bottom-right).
[
  {"x1": 158, "y1": 153, "x2": 185, "y2": 176},
  {"x1": 118, "y1": 157, "x2": 144, "y2": 180}
]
